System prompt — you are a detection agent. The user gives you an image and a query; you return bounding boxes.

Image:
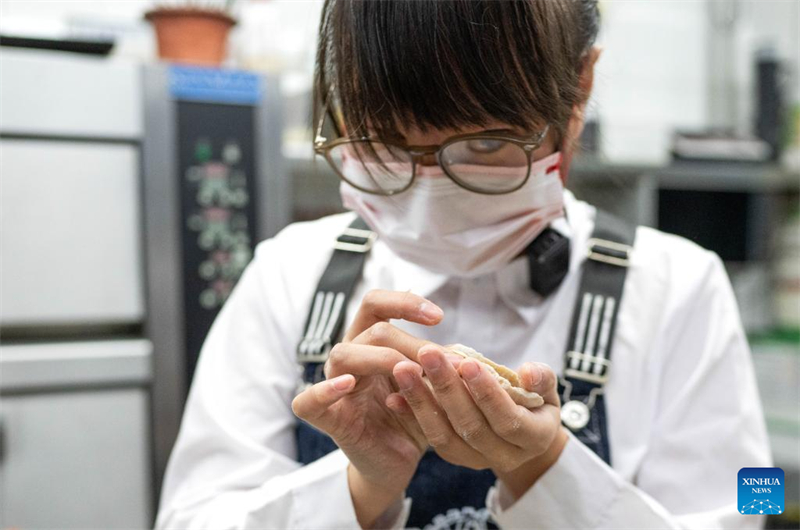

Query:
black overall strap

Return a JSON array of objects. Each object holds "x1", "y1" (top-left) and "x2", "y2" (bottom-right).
[
  {"x1": 558, "y1": 209, "x2": 636, "y2": 465},
  {"x1": 296, "y1": 217, "x2": 376, "y2": 384}
]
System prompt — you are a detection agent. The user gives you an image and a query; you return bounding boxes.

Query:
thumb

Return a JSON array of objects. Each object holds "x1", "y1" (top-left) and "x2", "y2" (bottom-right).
[
  {"x1": 292, "y1": 374, "x2": 356, "y2": 432},
  {"x1": 519, "y1": 362, "x2": 560, "y2": 406}
]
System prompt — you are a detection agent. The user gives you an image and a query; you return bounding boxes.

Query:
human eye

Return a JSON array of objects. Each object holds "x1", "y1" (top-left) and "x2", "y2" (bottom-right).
[{"x1": 464, "y1": 138, "x2": 508, "y2": 154}]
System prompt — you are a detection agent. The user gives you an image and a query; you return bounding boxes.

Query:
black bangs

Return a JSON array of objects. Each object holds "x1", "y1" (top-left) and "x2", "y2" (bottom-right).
[{"x1": 315, "y1": 0, "x2": 599, "y2": 145}]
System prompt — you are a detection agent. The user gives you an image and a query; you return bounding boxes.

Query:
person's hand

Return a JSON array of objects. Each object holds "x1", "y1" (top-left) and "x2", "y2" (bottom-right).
[
  {"x1": 291, "y1": 290, "x2": 458, "y2": 527},
  {"x1": 389, "y1": 344, "x2": 568, "y2": 500}
]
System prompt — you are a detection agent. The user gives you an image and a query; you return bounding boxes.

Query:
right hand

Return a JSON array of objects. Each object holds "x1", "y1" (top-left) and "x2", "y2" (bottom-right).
[{"x1": 291, "y1": 290, "x2": 452, "y2": 499}]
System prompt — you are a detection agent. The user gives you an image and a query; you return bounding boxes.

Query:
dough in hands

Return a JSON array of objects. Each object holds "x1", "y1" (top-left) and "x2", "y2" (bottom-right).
[{"x1": 444, "y1": 344, "x2": 545, "y2": 409}]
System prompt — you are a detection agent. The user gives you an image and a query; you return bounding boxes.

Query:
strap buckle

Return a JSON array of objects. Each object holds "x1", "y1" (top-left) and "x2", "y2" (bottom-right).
[
  {"x1": 296, "y1": 339, "x2": 333, "y2": 364},
  {"x1": 587, "y1": 238, "x2": 632, "y2": 268},
  {"x1": 564, "y1": 351, "x2": 611, "y2": 385},
  {"x1": 333, "y1": 227, "x2": 377, "y2": 253}
]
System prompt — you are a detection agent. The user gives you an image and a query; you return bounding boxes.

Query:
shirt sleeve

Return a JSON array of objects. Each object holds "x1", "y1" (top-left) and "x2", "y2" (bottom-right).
[
  {"x1": 486, "y1": 252, "x2": 772, "y2": 530},
  {"x1": 154, "y1": 237, "x2": 410, "y2": 530}
]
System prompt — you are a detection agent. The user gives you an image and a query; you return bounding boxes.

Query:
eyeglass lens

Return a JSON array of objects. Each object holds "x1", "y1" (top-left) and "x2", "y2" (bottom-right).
[
  {"x1": 328, "y1": 142, "x2": 413, "y2": 193},
  {"x1": 329, "y1": 138, "x2": 530, "y2": 194},
  {"x1": 440, "y1": 139, "x2": 529, "y2": 192}
]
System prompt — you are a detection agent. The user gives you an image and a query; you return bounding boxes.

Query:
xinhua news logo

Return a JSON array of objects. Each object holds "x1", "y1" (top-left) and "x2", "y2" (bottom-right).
[{"x1": 738, "y1": 467, "x2": 784, "y2": 515}]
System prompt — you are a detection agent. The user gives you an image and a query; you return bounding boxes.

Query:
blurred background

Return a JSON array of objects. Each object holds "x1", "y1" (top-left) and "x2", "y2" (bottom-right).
[{"x1": 0, "y1": 0, "x2": 798, "y2": 528}]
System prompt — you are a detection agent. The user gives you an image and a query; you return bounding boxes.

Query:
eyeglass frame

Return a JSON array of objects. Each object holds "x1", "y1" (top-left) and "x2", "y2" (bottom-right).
[{"x1": 313, "y1": 102, "x2": 551, "y2": 196}]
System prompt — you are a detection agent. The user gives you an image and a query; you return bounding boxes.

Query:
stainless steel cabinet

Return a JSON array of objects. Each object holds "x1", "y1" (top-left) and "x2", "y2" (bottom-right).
[
  {"x1": 0, "y1": 49, "x2": 153, "y2": 529},
  {"x1": 0, "y1": 48, "x2": 141, "y2": 139},
  {"x1": 0, "y1": 49, "x2": 146, "y2": 327},
  {"x1": 0, "y1": 340, "x2": 153, "y2": 529},
  {"x1": 0, "y1": 140, "x2": 145, "y2": 326}
]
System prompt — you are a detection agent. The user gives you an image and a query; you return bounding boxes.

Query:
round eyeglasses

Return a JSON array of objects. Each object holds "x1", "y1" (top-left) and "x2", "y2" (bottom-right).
[{"x1": 314, "y1": 109, "x2": 550, "y2": 196}]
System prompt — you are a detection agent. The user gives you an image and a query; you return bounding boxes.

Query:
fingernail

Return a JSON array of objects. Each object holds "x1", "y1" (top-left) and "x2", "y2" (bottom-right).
[
  {"x1": 461, "y1": 359, "x2": 480, "y2": 381},
  {"x1": 330, "y1": 374, "x2": 354, "y2": 392},
  {"x1": 419, "y1": 350, "x2": 441, "y2": 372},
  {"x1": 395, "y1": 370, "x2": 414, "y2": 391},
  {"x1": 419, "y1": 302, "x2": 443, "y2": 321},
  {"x1": 532, "y1": 363, "x2": 548, "y2": 386}
]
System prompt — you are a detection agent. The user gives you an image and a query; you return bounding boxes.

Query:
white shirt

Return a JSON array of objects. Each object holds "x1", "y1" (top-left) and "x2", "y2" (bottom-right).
[{"x1": 156, "y1": 191, "x2": 771, "y2": 530}]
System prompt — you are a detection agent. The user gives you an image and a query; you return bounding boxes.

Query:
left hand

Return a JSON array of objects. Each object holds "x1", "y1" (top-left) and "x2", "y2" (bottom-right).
[{"x1": 388, "y1": 343, "x2": 567, "y2": 480}]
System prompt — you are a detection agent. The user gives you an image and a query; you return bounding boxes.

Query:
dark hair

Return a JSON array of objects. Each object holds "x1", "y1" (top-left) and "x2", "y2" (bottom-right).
[{"x1": 313, "y1": 0, "x2": 600, "y2": 146}]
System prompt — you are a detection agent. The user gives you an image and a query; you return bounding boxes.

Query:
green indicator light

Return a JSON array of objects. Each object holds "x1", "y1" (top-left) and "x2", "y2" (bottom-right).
[{"x1": 195, "y1": 140, "x2": 213, "y2": 162}]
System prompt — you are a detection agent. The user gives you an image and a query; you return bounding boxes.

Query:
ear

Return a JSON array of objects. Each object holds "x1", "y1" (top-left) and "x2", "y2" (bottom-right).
[{"x1": 562, "y1": 45, "x2": 603, "y2": 152}]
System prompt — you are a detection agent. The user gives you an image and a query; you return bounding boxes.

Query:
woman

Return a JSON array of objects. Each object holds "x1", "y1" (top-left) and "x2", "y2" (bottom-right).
[{"x1": 156, "y1": 1, "x2": 771, "y2": 529}]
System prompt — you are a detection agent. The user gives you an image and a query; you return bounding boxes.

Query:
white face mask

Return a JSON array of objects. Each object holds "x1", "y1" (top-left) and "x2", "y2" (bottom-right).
[{"x1": 339, "y1": 151, "x2": 566, "y2": 278}]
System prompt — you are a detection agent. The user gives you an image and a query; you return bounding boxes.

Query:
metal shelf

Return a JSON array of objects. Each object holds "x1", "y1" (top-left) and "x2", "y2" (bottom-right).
[
  {"x1": 570, "y1": 156, "x2": 800, "y2": 193},
  {"x1": 656, "y1": 162, "x2": 799, "y2": 193}
]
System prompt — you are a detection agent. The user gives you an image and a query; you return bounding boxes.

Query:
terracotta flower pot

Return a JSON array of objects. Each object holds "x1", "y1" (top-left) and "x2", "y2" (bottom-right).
[{"x1": 145, "y1": 7, "x2": 236, "y2": 66}]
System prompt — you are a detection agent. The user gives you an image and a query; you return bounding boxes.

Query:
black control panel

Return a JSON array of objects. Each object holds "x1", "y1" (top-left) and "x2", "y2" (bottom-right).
[{"x1": 177, "y1": 101, "x2": 259, "y2": 382}]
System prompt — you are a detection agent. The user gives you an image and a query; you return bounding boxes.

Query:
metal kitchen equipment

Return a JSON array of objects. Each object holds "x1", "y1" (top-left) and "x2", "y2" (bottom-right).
[{"x1": 142, "y1": 64, "x2": 287, "y2": 492}]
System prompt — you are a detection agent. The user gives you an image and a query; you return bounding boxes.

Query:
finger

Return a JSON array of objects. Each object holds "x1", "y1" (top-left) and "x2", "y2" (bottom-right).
[
  {"x1": 459, "y1": 358, "x2": 542, "y2": 448},
  {"x1": 291, "y1": 374, "x2": 356, "y2": 431},
  {"x1": 343, "y1": 289, "x2": 443, "y2": 342},
  {"x1": 324, "y1": 342, "x2": 407, "y2": 379},
  {"x1": 386, "y1": 392, "x2": 412, "y2": 415},
  {"x1": 393, "y1": 360, "x2": 490, "y2": 469},
  {"x1": 418, "y1": 345, "x2": 524, "y2": 463},
  {"x1": 518, "y1": 362, "x2": 560, "y2": 406},
  {"x1": 351, "y1": 321, "x2": 461, "y2": 366},
  {"x1": 385, "y1": 392, "x2": 428, "y2": 449}
]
